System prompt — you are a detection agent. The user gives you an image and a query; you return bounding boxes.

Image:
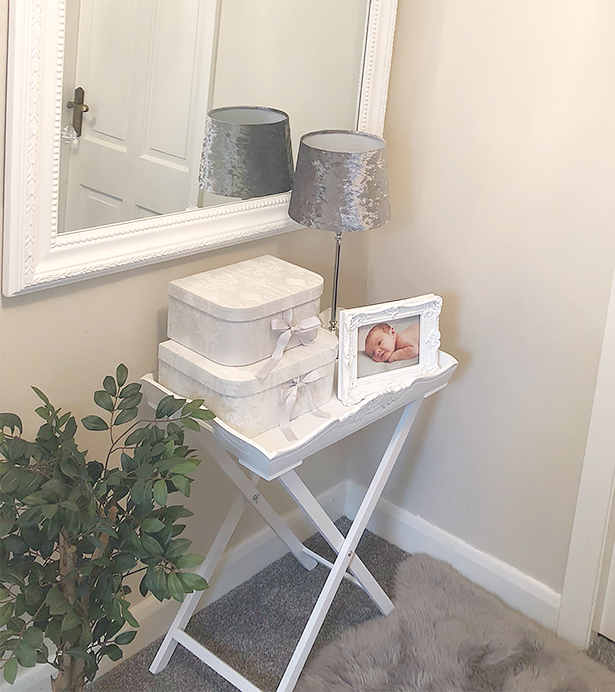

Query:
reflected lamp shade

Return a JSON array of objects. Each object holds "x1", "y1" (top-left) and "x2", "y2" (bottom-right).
[
  {"x1": 288, "y1": 130, "x2": 390, "y2": 232},
  {"x1": 199, "y1": 106, "x2": 293, "y2": 199}
]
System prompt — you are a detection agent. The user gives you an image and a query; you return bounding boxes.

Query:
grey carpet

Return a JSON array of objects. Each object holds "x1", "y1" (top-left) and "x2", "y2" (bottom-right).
[{"x1": 90, "y1": 518, "x2": 615, "y2": 691}]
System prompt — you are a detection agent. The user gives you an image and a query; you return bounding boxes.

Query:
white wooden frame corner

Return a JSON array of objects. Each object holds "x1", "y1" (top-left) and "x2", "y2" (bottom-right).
[{"x1": 338, "y1": 294, "x2": 442, "y2": 406}]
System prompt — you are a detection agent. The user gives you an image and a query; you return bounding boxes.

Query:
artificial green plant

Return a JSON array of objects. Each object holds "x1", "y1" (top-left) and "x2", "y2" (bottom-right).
[{"x1": 0, "y1": 365, "x2": 214, "y2": 691}]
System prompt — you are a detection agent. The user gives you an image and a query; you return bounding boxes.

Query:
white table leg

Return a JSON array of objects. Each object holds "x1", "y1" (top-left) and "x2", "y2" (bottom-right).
[
  {"x1": 150, "y1": 476, "x2": 255, "y2": 674},
  {"x1": 207, "y1": 441, "x2": 318, "y2": 571},
  {"x1": 278, "y1": 470, "x2": 394, "y2": 616},
  {"x1": 276, "y1": 399, "x2": 423, "y2": 692}
]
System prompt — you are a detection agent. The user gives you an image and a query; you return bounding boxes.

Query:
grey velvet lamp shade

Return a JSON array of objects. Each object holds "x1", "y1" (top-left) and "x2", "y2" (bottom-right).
[
  {"x1": 199, "y1": 106, "x2": 293, "y2": 199},
  {"x1": 288, "y1": 130, "x2": 390, "y2": 332},
  {"x1": 288, "y1": 130, "x2": 390, "y2": 232}
]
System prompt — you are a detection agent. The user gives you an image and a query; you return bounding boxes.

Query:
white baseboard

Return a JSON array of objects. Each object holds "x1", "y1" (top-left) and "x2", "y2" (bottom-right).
[
  {"x1": 344, "y1": 480, "x2": 561, "y2": 631},
  {"x1": 2, "y1": 480, "x2": 347, "y2": 692}
]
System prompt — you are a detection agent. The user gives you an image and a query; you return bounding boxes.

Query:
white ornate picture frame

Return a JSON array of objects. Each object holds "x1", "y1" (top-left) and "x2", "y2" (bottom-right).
[{"x1": 338, "y1": 295, "x2": 442, "y2": 406}]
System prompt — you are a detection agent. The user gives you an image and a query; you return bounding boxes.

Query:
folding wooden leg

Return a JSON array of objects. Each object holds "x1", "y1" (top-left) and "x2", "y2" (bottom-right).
[
  {"x1": 275, "y1": 399, "x2": 423, "y2": 692},
  {"x1": 207, "y1": 442, "x2": 318, "y2": 572},
  {"x1": 278, "y1": 469, "x2": 394, "y2": 616}
]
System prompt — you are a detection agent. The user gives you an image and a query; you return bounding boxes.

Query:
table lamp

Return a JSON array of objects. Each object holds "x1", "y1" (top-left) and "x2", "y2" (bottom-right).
[
  {"x1": 199, "y1": 106, "x2": 293, "y2": 200},
  {"x1": 288, "y1": 130, "x2": 390, "y2": 333}
]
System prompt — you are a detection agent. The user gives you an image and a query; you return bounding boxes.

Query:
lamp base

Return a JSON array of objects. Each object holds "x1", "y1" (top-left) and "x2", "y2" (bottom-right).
[{"x1": 320, "y1": 306, "x2": 344, "y2": 335}]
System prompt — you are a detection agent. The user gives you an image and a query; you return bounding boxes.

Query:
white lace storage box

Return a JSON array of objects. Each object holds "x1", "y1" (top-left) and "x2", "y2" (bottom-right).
[
  {"x1": 158, "y1": 329, "x2": 338, "y2": 439},
  {"x1": 167, "y1": 255, "x2": 324, "y2": 367}
]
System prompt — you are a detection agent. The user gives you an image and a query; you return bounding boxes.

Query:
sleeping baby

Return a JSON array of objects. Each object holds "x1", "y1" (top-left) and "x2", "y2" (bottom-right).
[{"x1": 364, "y1": 322, "x2": 420, "y2": 363}]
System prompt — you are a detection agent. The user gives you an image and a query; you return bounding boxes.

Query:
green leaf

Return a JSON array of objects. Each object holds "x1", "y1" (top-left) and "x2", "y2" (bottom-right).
[
  {"x1": 114, "y1": 554, "x2": 137, "y2": 573},
  {"x1": 162, "y1": 505, "x2": 194, "y2": 520},
  {"x1": 170, "y1": 475, "x2": 191, "y2": 497},
  {"x1": 130, "y1": 479, "x2": 146, "y2": 506},
  {"x1": 34, "y1": 406, "x2": 49, "y2": 420},
  {"x1": 41, "y1": 504, "x2": 58, "y2": 519},
  {"x1": 45, "y1": 588, "x2": 70, "y2": 615},
  {"x1": 101, "y1": 643, "x2": 123, "y2": 661},
  {"x1": 0, "y1": 413, "x2": 23, "y2": 434},
  {"x1": 103, "y1": 375, "x2": 117, "y2": 396},
  {"x1": 178, "y1": 572, "x2": 208, "y2": 593},
  {"x1": 140, "y1": 534, "x2": 162, "y2": 556},
  {"x1": 87, "y1": 461, "x2": 104, "y2": 482},
  {"x1": 61, "y1": 500, "x2": 80, "y2": 512},
  {"x1": 180, "y1": 417, "x2": 201, "y2": 432},
  {"x1": 15, "y1": 642, "x2": 37, "y2": 667},
  {"x1": 118, "y1": 393, "x2": 143, "y2": 410},
  {"x1": 3, "y1": 656, "x2": 18, "y2": 684},
  {"x1": 116, "y1": 364, "x2": 129, "y2": 387},
  {"x1": 81, "y1": 415, "x2": 109, "y2": 431},
  {"x1": 155, "y1": 396, "x2": 185, "y2": 419},
  {"x1": 3, "y1": 536, "x2": 28, "y2": 555},
  {"x1": 22, "y1": 627, "x2": 44, "y2": 650},
  {"x1": 169, "y1": 461, "x2": 200, "y2": 477},
  {"x1": 190, "y1": 408, "x2": 215, "y2": 421},
  {"x1": 166, "y1": 572, "x2": 184, "y2": 602},
  {"x1": 175, "y1": 553, "x2": 204, "y2": 570},
  {"x1": 165, "y1": 538, "x2": 191, "y2": 559},
  {"x1": 24, "y1": 585, "x2": 44, "y2": 608},
  {"x1": 121, "y1": 604, "x2": 139, "y2": 628},
  {"x1": 114, "y1": 630, "x2": 137, "y2": 646},
  {"x1": 14, "y1": 594, "x2": 26, "y2": 617},
  {"x1": 124, "y1": 427, "x2": 148, "y2": 446},
  {"x1": 0, "y1": 603, "x2": 13, "y2": 627},
  {"x1": 87, "y1": 535, "x2": 105, "y2": 552},
  {"x1": 141, "y1": 518, "x2": 165, "y2": 534},
  {"x1": 94, "y1": 390, "x2": 115, "y2": 412},
  {"x1": 61, "y1": 609, "x2": 81, "y2": 631},
  {"x1": 119, "y1": 382, "x2": 141, "y2": 399},
  {"x1": 181, "y1": 399, "x2": 205, "y2": 415},
  {"x1": 46, "y1": 618, "x2": 62, "y2": 646},
  {"x1": 31, "y1": 386, "x2": 50, "y2": 406},
  {"x1": 114, "y1": 408, "x2": 139, "y2": 426},
  {"x1": 153, "y1": 479, "x2": 167, "y2": 507}
]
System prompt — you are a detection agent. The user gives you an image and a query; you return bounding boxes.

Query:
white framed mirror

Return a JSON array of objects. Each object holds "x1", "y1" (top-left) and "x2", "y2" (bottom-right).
[{"x1": 3, "y1": 0, "x2": 397, "y2": 297}]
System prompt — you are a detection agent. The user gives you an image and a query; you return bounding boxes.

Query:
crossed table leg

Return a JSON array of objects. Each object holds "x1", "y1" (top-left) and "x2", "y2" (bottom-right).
[{"x1": 150, "y1": 398, "x2": 423, "y2": 692}]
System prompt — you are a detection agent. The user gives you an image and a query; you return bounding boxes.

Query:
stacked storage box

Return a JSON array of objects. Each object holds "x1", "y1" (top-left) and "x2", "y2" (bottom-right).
[{"x1": 158, "y1": 255, "x2": 338, "y2": 440}]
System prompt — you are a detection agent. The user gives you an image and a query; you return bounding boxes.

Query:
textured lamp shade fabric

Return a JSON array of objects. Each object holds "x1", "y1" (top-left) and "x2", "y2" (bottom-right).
[
  {"x1": 199, "y1": 106, "x2": 293, "y2": 199},
  {"x1": 288, "y1": 130, "x2": 390, "y2": 232}
]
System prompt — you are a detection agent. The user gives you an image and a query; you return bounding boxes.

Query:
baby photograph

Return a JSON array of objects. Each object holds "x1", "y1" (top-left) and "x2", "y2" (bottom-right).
[{"x1": 357, "y1": 315, "x2": 420, "y2": 379}]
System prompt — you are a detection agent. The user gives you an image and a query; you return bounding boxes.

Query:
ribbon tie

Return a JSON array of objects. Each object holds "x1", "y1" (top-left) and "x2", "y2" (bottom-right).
[
  {"x1": 256, "y1": 309, "x2": 321, "y2": 379},
  {"x1": 280, "y1": 367, "x2": 331, "y2": 441}
]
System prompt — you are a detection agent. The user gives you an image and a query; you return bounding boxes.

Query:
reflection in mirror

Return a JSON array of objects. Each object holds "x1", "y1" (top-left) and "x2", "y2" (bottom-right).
[
  {"x1": 199, "y1": 107, "x2": 293, "y2": 201},
  {"x1": 59, "y1": 0, "x2": 370, "y2": 234}
]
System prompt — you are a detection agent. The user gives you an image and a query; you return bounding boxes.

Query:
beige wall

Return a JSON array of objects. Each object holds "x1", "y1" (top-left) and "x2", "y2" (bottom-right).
[
  {"x1": 348, "y1": 0, "x2": 615, "y2": 592},
  {"x1": 0, "y1": 0, "x2": 366, "y2": 556},
  {"x1": 3, "y1": 0, "x2": 615, "y2": 604}
]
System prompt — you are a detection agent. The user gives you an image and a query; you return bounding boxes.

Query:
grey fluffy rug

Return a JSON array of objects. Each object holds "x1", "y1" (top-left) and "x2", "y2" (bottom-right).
[{"x1": 297, "y1": 554, "x2": 615, "y2": 692}]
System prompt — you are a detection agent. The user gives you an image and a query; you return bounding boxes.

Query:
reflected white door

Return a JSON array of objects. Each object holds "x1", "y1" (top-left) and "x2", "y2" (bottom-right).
[{"x1": 63, "y1": 0, "x2": 216, "y2": 232}]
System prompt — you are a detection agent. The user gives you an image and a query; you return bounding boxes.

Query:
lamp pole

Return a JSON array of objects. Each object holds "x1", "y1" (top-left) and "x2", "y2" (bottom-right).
[{"x1": 329, "y1": 231, "x2": 343, "y2": 333}]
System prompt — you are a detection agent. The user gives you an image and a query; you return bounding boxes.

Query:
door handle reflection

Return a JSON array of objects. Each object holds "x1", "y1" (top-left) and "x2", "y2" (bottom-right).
[{"x1": 67, "y1": 87, "x2": 90, "y2": 137}]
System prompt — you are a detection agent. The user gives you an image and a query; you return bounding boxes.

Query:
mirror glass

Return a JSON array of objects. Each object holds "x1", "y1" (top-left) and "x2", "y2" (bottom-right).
[{"x1": 59, "y1": 0, "x2": 370, "y2": 234}]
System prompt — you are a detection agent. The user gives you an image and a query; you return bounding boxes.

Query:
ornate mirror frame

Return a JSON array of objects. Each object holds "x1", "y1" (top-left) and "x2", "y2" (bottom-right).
[{"x1": 3, "y1": 0, "x2": 398, "y2": 297}]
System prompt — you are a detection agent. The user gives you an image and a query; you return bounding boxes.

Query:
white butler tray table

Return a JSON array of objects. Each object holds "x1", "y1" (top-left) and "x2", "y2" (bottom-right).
[{"x1": 142, "y1": 351, "x2": 457, "y2": 692}]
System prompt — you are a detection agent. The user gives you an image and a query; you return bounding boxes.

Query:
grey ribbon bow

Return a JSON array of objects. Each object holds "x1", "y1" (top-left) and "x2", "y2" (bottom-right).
[
  {"x1": 256, "y1": 309, "x2": 321, "y2": 379},
  {"x1": 280, "y1": 367, "x2": 330, "y2": 441}
]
